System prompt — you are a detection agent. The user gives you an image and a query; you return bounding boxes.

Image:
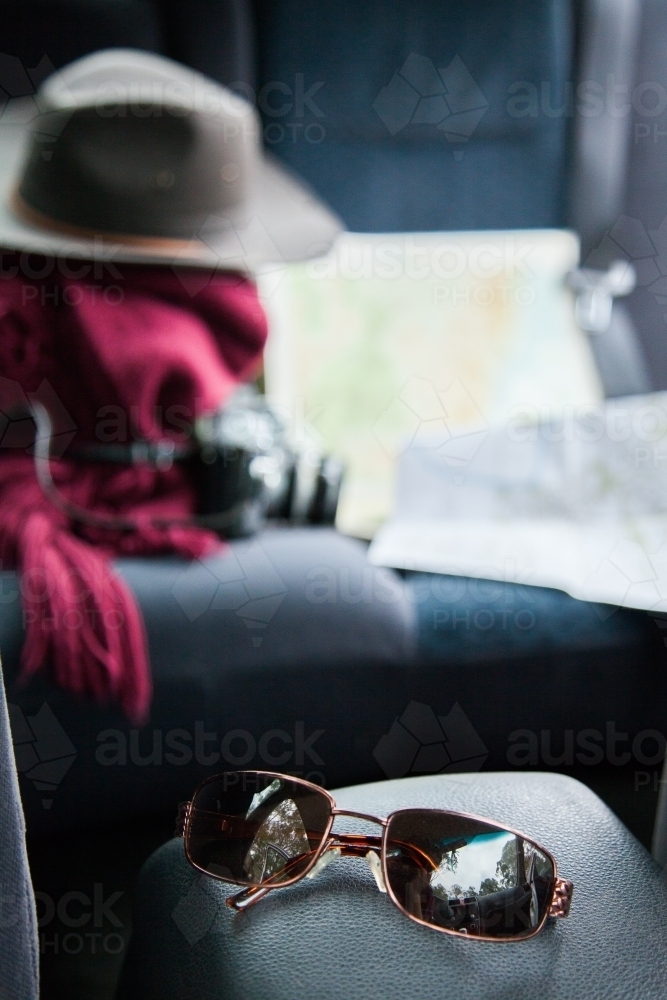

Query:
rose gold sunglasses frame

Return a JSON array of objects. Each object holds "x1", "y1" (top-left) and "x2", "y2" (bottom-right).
[{"x1": 176, "y1": 770, "x2": 573, "y2": 943}]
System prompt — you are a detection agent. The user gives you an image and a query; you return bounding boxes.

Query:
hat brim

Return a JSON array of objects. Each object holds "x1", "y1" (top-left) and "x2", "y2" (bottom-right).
[{"x1": 0, "y1": 98, "x2": 343, "y2": 271}]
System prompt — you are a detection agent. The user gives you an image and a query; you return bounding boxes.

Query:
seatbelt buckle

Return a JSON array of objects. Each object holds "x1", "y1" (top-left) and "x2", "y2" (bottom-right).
[{"x1": 567, "y1": 260, "x2": 636, "y2": 333}]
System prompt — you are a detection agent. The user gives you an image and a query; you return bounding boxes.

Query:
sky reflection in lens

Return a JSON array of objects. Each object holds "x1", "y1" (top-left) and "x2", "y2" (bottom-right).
[{"x1": 429, "y1": 830, "x2": 517, "y2": 898}]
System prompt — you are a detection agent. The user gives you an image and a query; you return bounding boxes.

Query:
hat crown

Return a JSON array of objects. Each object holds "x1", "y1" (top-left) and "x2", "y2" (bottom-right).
[
  {"x1": 40, "y1": 49, "x2": 252, "y2": 120},
  {"x1": 17, "y1": 49, "x2": 260, "y2": 240}
]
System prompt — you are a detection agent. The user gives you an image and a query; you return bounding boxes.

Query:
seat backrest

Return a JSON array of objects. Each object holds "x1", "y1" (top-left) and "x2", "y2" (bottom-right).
[
  {"x1": 619, "y1": 0, "x2": 667, "y2": 389},
  {"x1": 0, "y1": 0, "x2": 164, "y2": 72},
  {"x1": 253, "y1": 0, "x2": 575, "y2": 233},
  {"x1": 0, "y1": 665, "x2": 38, "y2": 1000},
  {"x1": 0, "y1": 0, "x2": 254, "y2": 89},
  {"x1": 159, "y1": 0, "x2": 255, "y2": 90},
  {"x1": 569, "y1": 0, "x2": 658, "y2": 396}
]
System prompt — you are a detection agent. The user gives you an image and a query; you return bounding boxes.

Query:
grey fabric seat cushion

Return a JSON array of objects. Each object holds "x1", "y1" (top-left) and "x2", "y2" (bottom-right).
[
  {"x1": 3, "y1": 527, "x2": 416, "y2": 837},
  {"x1": 116, "y1": 771, "x2": 667, "y2": 1000}
]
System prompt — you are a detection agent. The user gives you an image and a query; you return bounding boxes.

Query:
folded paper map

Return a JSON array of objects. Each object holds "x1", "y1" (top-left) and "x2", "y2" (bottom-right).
[
  {"x1": 260, "y1": 230, "x2": 602, "y2": 538},
  {"x1": 369, "y1": 393, "x2": 667, "y2": 613}
]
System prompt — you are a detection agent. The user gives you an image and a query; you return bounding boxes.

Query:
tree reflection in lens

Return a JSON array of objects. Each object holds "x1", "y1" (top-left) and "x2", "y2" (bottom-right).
[
  {"x1": 385, "y1": 812, "x2": 555, "y2": 939},
  {"x1": 244, "y1": 799, "x2": 311, "y2": 883}
]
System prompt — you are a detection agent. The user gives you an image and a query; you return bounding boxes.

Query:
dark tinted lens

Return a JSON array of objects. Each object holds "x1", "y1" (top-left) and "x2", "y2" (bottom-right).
[
  {"x1": 186, "y1": 772, "x2": 332, "y2": 887},
  {"x1": 385, "y1": 810, "x2": 555, "y2": 939}
]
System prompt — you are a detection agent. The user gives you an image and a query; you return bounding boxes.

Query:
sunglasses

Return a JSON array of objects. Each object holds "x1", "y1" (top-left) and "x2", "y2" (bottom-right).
[{"x1": 176, "y1": 770, "x2": 573, "y2": 941}]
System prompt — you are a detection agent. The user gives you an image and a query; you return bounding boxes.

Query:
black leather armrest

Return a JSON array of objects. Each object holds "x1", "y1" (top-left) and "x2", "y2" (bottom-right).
[{"x1": 116, "y1": 770, "x2": 667, "y2": 1000}]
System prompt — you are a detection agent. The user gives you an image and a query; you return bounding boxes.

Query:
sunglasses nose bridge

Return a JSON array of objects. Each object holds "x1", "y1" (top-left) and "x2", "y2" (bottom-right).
[
  {"x1": 332, "y1": 807, "x2": 387, "y2": 826},
  {"x1": 327, "y1": 810, "x2": 388, "y2": 894}
]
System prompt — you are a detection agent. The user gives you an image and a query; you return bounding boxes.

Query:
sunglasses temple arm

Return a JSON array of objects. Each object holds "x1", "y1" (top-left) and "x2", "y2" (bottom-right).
[
  {"x1": 226, "y1": 883, "x2": 273, "y2": 912},
  {"x1": 226, "y1": 844, "x2": 336, "y2": 911},
  {"x1": 226, "y1": 840, "x2": 373, "y2": 912}
]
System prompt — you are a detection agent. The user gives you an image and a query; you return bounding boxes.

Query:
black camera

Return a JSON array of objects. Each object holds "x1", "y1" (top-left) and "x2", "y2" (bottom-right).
[
  {"x1": 191, "y1": 386, "x2": 344, "y2": 537},
  {"x1": 33, "y1": 385, "x2": 343, "y2": 538}
]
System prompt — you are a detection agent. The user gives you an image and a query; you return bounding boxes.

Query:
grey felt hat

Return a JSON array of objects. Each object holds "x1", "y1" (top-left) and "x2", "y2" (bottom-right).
[{"x1": 0, "y1": 48, "x2": 343, "y2": 270}]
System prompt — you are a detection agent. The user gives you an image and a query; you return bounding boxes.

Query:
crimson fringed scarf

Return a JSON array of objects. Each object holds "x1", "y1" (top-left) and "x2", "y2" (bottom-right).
[{"x1": 0, "y1": 258, "x2": 268, "y2": 722}]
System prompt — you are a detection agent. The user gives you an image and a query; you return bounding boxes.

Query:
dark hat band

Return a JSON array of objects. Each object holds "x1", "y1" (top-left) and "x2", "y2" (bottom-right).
[{"x1": 10, "y1": 189, "x2": 212, "y2": 260}]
